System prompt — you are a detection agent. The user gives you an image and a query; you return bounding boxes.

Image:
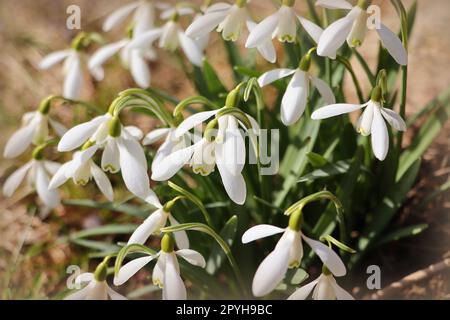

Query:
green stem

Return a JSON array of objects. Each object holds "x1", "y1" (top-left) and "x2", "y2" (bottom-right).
[
  {"x1": 353, "y1": 49, "x2": 376, "y2": 87},
  {"x1": 336, "y1": 55, "x2": 365, "y2": 103}
]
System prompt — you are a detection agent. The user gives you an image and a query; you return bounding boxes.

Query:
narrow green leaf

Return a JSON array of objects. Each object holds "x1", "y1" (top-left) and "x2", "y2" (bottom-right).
[
  {"x1": 376, "y1": 223, "x2": 428, "y2": 247},
  {"x1": 298, "y1": 160, "x2": 351, "y2": 182},
  {"x1": 203, "y1": 59, "x2": 227, "y2": 96},
  {"x1": 70, "y1": 224, "x2": 138, "y2": 239},
  {"x1": 62, "y1": 199, "x2": 150, "y2": 218}
]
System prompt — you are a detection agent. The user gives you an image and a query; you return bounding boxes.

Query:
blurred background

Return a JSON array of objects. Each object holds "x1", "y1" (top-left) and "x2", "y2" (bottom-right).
[{"x1": 0, "y1": 0, "x2": 449, "y2": 299}]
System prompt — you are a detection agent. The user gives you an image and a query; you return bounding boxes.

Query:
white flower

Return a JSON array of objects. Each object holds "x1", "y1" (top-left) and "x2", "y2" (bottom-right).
[
  {"x1": 311, "y1": 94, "x2": 407, "y2": 161},
  {"x1": 288, "y1": 272, "x2": 354, "y2": 300},
  {"x1": 258, "y1": 67, "x2": 335, "y2": 125},
  {"x1": 3, "y1": 159, "x2": 61, "y2": 210},
  {"x1": 57, "y1": 114, "x2": 161, "y2": 207},
  {"x1": 88, "y1": 35, "x2": 156, "y2": 88},
  {"x1": 245, "y1": 3, "x2": 324, "y2": 52},
  {"x1": 114, "y1": 247, "x2": 205, "y2": 300},
  {"x1": 39, "y1": 49, "x2": 97, "y2": 100},
  {"x1": 151, "y1": 110, "x2": 258, "y2": 205},
  {"x1": 242, "y1": 224, "x2": 346, "y2": 297},
  {"x1": 316, "y1": 0, "x2": 408, "y2": 65},
  {"x1": 103, "y1": 0, "x2": 156, "y2": 35},
  {"x1": 127, "y1": 207, "x2": 189, "y2": 249},
  {"x1": 4, "y1": 111, "x2": 66, "y2": 159},
  {"x1": 48, "y1": 147, "x2": 113, "y2": 201},
  {"x1": 128, "y1": 12, "x2": 206, "y2": 67},
  {"x1": 185, "y1": 2, "x2": 277, "y2": 63},
  {"x1": 65, "y1": 272, "x2": 126, "y2": 300}
]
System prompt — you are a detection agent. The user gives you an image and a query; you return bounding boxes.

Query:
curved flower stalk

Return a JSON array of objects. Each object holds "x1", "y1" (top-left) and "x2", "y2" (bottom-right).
[
  {"x1": 128, "y1": 9, "x2": 206, "y2": 67},
  {"x1": 114, "y1": 233, "x2": 205, "y2": 300},
  {"x1": 88, "y1": 30, "x2": 157, "y2": 88},
  {"x1": 39, "y1": 33, "x2": 104, "y2": 100},
  {"x1": 65, "y1": 259, "x2": 126, "y2": 300},
  {"x1": 103, "y1": 0, "x2": 156, "y2": 35},
  {"x1": 3, "y1": 98, "x2": 66, "y2": 159},
  {"x1": 258, "y1": 49, "x2": 335, "y2": 125},
  {"x1": 311, "y1": 86, "x2": 406, "y2": 161},
  {"x1": 245, "y1": 0, "x2": 323, "y2": 54},
  {"x1": 127, "y1": 199, "x2": 189, "y2": 249},
  {"x1": 57, "y1": 111, "x2": 160, "y2": 207},
  {"x1": 288, "y1": 265, "x2": 354, "y2": 300},
  {"x1": 151, "y1": 105, "x2": 258, "y2": 205},
  {"x1": 316, "y1": 0, "x2": 408, "y2": 65},
  {"x1": 185, "y1": 1, "x2": 277, "y2": 63},
  {"x1": 3, "y1": 146, "x2": 61, "y2": 212},
  {"x1": 48, "y1": 147, "x2": 113, "y2": 202}
]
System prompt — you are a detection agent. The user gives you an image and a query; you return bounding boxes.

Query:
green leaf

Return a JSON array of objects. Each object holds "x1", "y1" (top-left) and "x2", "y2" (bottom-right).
[
  {"x1": 70, "y1": 238, "x2": 120, "y2": 252},
  {"x1": 206, "y1": 215, "x2": 238, "y2": 275},
  {"x1": 298, "y1": 160, "x2": 351, "y2": 182},
  {"x1": 62, "y1": 199, "x2": 150, "y2": 218},
  {"x1": 376, "y1": 223, "x2": 428, "y2": 247},
  {"x1": 203, "y1": 59, "x2": 227, "y2": 97},
  {"x1": 70, "y1": 224, "x2": 138, "y2": 239},
  {"x1": 306, "y1": 152, "x2": 329, "y2": 168}
]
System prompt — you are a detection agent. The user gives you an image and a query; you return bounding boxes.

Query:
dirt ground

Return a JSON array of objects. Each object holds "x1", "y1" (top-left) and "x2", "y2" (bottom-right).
[{"x1": 0, "y1": 0, "x2": 449, "y2": 299}]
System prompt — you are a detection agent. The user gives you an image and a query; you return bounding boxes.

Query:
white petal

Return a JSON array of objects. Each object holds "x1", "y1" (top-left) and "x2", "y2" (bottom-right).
[
  {"x1": 216, "y1": 145, "x2": 247, "y2": 204},
  {"x1": 48, "y1": 119, "x2": 67, "y2": 136},
  {"x1": 329, "y1": 277, "x2": 354, "y2": 300},
  {"x1": 124, "y1": 125, "x2": 144, "y2": 140},
  {"x1": 38, "y1": 50, "x2": 71, "y2": 69},
  {"x1": 63, "y1": 54, "x2": 83, "y2": 100},
  {"x1": 380, "y1": 108, "x2": 407, "y2": 132},
  {"x1": 35, "y1": 162, "x2": 60, "y2": 208},
  {"x1": 90, "y1": 163, "x2": 114, "y2": 201},
  {"x1": 133, "y1": 2, "x2": 156, "y2": 35},
  {"x1": 176, "y1": 249, "x2": 206, "y2": 268},
  {"x1": 281, "y1": 70, "x2": 308, "y2": 125},
  {"x1": 371, "y1": 106, "x2": 389, "y2": 161},
  {"x1": 48, "y1": 162, "x2": 72, "y2": 189},
  {"x1": 377, "y1": 24, "x2": 408, "y2": 66},
  {"x1": 103, "y1": 2, "x2": 140, "y2": 32},
  {"x1": 127, "y1": 208, "x2": 167, "y2": 245},
  {"x1": 175, "y1": 110, "x2": 218, "y2": 138},
  {"x1": 64, "y1": 283, "x2": 92, "y2": 300},
  {"x1": 89, "y1": 40, "x2": 128, "y2": 70},
  {"x1": 311, "y1": 103, "x2": 365, "y2": 120},
  {"x1": 252, "y1": 237, "x2": 291, "y2": 297},
  {"x1": 3, "y1": 119, "x2": 39, "y2": 158},
  {"x1": 116, "y1": 138, "x2": 152, "y2": 200},
  {"x1": 3, "y1": 161, "x2": 33, "y2": 197},
  {"x1": 114, "y1": 255, "x2": 155, "y2": 286},
  {"x1": 287, "y1": 278, "x2": 320, "y2": 300},
  {"x1": 241, "y1": 224, "x2": 285, "y2": 244},
  {"x1": 168, "y1": 215, "x2": 190, "y2": 250},
  {"x1": 205, "y1": 3, "x2": 232, "y2": 13},
  {"x1": 298, "y1": 16, "x2": 324, "y2": 44},
  {"x1": 316, "y1": 0, "x2": 353, "y2": 10},
  {"x1": 311, "y1": 76, "x2": 336, "y2": 104},
  {"x1": 128, "y1": 29, "x2": 163, "y2": 49},
  {"x1": 257, "y1": 68, "x2": 296, "y2": 87},
  {"x1": 75, "y1": 272, "x2": 94, "y2": 284},
  {"x1": 178, "y1": 31, "x2": 204, "y2": 67},
  {"x1": 143, "y1": 128, "x2": 171, "y2": 145},
  {"x1": 163, "y1": 254, "x2": 186, "y2": 300},
  {"x1": 217, "y1": 118, "x2": 245, "y2": 175},
  {"x1": 246, "y1": 12, "x2": 280, "y2": 48},
  {"x1": 185, "y1": 10, "x2": 229, "y2": 39},
  {"x1": 58, "y1": 115, "x2": 109, "y2": 152},
  {"x1": 102, "y1": 139, "x2": 120, "y2": 173},
  {"x1": 130, "y1": 50, "x2": 151, "y2": 88},
  {"x1": 153, "y1": 253, "x2": 165, "y2": 287},
  {"x1": 317, "y1": 11, "x2": 356, "y2": 57},
  {"x1": 302, "y1": 234, "x2": 347, "y2": 277},
  {"x1": 106, "y1": 286, "x2": 127, "y2": 300}
]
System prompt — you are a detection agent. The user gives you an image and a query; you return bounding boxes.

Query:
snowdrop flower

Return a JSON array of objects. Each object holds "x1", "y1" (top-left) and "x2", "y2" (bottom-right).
[
  {"x1": 65, "y1": 261, "x2": 126, "y2": 300},
  {"x1": 3, "y1": 106, "x2": 66, "y2": 159},
  {"x1": 128, "y1": 10, "x2": 205, "y2": 67},
  {"x1": 311, "y1": 86, "x2": 406, "y2": 160},
  {"x1": 257, "y1": 52, "x2": 335, "y2": 125},
  {"x1": 242, "y1": 220, "x2": 346, "y2": 297},
  {"x1": 57, "y1": 114, "x2": 161, "y2": 206},
  {"x1": 185, "y1": 1, "x2": 277, "y2": 63},
  {"x1": 245, "y1": 0, "x2": 323, "y2": 52},
  {"x1": 88, "y1": 30, "x2": 156, "y2": 88},
  {"x1": 48, "y1": 147, "x2": 113, "y2": 201},
  {"x1": 316, "y1": 0, "x2": 407, "y2": 65},
  {"x1": 127, "y1": 204, "x2": 189, "y2": 250},
  {"x1": 114, "y1": 233, "x2": 206, "y2": 300},
  {"x1": 151, "y1": 109, "x2": 257, "y2": 205},
  {"x1": 3, "y1": 151, "x2": 61, "y2": 210},
  {"x1": 103, "y1": 0, "x2": 156, "y2": 35},
  {"x1": 288, "y1": 266, "x2": 354, "y2": 300}
]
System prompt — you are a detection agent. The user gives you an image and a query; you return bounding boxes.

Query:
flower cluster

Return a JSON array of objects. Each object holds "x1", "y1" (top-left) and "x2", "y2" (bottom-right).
[{"x1": 3, "y1": 0, "x2": 411, "y2": 300}]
